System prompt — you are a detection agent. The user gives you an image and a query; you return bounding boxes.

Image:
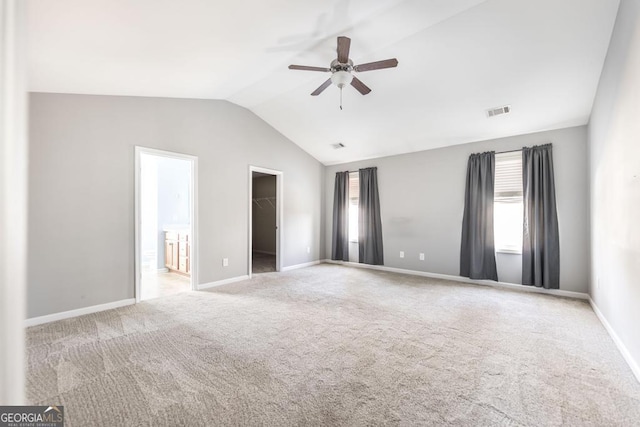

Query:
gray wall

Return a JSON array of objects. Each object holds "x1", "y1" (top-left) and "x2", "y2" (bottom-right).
[
  {"x1": 252, "y1": 175, "x2": 276, "y2": 254},
  {"x1": 28, "y1": 93, "x2": 325, "y2": 318},
  {"x1": 588, "y1": 0, "x2": 640, "y2": 373},
  {"x1": 325, "y1": 126, "x2": 590, "y2": 293}
]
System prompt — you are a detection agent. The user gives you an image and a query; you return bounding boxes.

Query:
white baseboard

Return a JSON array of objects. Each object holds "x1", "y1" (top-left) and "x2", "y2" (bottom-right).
[
  {"x1": 252, "y1": 250, "x2": 276, "y2": 256},
  {"x1": 25, "y1": 298, "x2": 136, "y2": 327},
  {"x1": 321, "y1": 259, "x2": 589, "y2": 300},
  {"x1": 156, "y1": 268, "x2": 169, "y2": 273},
  {"x1": 589, "y1": 298, "x2": 640, "y2": 383},
  {"x1": 282, "y1": 260, "x2": 321, "y2": 271},
  {"x1": 197, "y1": 275, "x2": 250, "y2": 290}
]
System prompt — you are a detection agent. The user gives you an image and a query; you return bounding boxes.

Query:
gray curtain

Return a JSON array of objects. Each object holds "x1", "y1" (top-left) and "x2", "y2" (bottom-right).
[
  {"x1": 460, "y1": 152, "x2": 498, "y2": 281},
  {"x1": 358, "y1": 167, "x2": 384, "y2": 265},
  {"x1": 522, "y1": 144, "x2": 560, "y2": 289},
  {"x1": 331, "y1": 171, "x2": 349, "y2": 261}
]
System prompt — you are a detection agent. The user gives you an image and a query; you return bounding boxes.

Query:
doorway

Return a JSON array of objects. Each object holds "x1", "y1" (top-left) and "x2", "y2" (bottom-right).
[
  {"x1": 135, "y1": 147, "x2": 198, "y2": 302},
  {"x1": 249, "y1": 166, "x2": 282, "y2": 277}
]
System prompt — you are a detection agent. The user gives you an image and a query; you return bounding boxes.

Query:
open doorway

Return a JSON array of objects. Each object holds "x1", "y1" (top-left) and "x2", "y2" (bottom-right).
[
  {"x1": 249, "y1": 166, "x2": 282, "y2": 276},
  {"x1": 135, "y1": 147, "x2": 198, "y2": 302}
]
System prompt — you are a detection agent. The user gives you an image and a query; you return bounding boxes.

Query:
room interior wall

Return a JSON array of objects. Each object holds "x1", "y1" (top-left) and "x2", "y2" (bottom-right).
[
  {"x1": 140, "y1": 153, "x2": 158, "y2": 269},
  {"x1": 27, "y1": 93, "x2": 324, "y2": 318},
  {"x1": 588, "y1": 0, "x2": 640, "y2": 376},
  {"x1": 252, "y1": 175, "x2": 276, "y2": 254},
  {"x1": 155, "y1": 156, "x2": 191, "y2": 269},
  {"x1": 324, "y1": 126, "x2": 590, "y2": 293}
]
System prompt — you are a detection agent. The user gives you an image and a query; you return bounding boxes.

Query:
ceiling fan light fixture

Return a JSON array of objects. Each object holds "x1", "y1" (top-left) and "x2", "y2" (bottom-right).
[{"x1": 331, "y1": 70, "x2": 353, "y2": 88}]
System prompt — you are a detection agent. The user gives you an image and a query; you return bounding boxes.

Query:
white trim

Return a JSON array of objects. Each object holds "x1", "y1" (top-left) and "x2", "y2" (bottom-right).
[
  {"x1": 197, "y1": 275, "x2": 250, "y2": 290},
  {"x1": 495, "y1": 249, "x2": 522, "y2": 255},
  {"x1": 135, "y1": 147, "x2": 199, "y2": 303},
  {"x1": 249, "y1": 166, "x2": 283, "y2": 279},
  {"x1": 590, "y1": 298, "x2": 640, "y2": 383},
  {"x1": 1, "y1": 0, "x2": 27, "y2": 405},
  {"x1": 25, "y1": 299, "x2": 136, "y2": 327},
  {"x1": 321, "y1": 260, "x2": 589, "y2": 300},
  {"x1": 282, "y1": 260, "x2": 321, "y2": 271}
]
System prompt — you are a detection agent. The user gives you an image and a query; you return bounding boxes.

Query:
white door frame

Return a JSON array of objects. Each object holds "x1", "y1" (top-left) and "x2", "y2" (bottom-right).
[
  {"x1": 248, "y1": 166, "x2": 283, "y2": 278},
  {"x1": 1, "y1": 0, "x2": 28, "y2": 404},
  {"x1": 135, "y1": 146, "x2": 199, "y2": 302}
]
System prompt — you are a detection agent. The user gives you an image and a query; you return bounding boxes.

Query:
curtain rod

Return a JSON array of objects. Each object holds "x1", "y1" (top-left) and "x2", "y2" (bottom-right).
[
  {"x1": 495, "y1": 148, "x2": 523, "y2": 154},
  {"x1": 496, "y1": 143, "x2": 552, "y2": 155}
]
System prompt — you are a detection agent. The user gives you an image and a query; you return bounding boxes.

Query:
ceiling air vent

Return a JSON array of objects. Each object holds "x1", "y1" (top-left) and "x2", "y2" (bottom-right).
[
  {"x1": 332, "y1": 143, "x2": 345, "y2": 149},
  {"x1": 486, "y1": 105, "x2": 511, "y2": 118}
]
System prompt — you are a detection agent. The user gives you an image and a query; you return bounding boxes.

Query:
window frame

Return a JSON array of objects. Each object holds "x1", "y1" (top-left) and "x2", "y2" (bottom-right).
[
  {"x1": 348, "y1": 172, "x2": 359, "y2": 243},
  {"x1": 494, "y1": 152, "x2": 524, "y2": 255}
]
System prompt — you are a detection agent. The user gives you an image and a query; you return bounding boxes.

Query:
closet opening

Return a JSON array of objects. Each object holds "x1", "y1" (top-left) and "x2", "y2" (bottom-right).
[{"x1": 249, "y1": 166, "x2": 283, "y2": 277}]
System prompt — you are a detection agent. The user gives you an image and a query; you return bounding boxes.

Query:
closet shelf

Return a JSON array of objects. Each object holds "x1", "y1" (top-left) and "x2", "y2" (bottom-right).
[{"x1": 252, "y1": 197, "x2": 276, "y2": 208}]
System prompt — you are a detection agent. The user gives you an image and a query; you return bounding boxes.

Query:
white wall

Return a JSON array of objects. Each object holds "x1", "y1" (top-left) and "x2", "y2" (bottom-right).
[
  {"x1": 325, "y1": 126, "x2": 590, "y2": 293},
  {"x1": 588, "y1": 0, "x2": 640, "y2": 376},
  {"x1": 27, "y1": 93, "x2": 325, "y2": 318},
  {"x1": 140, "y1": 153, "x2": 158, "y2": 268}
]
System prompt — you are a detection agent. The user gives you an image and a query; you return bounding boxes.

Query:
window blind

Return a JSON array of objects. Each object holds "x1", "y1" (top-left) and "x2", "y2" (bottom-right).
[
  {"x1": 348, "y1": 172, "x2": 359, "y2": 242},
  {"x1": 349, "y1": 172, "x2": 359, "y2": 205},
  {"x1": 494, "y1": 152, "x2": 523, "y2": 202}
]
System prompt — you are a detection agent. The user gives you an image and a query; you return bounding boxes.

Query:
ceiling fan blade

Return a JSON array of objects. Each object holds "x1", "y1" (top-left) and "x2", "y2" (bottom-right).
[
  {"x1": 337, "y1": 36, "x2": 351, "y2": 63},
  {"x1": 350, "y1": 76, "x2": 371, "y2": 95},
  {"x1": 311, "y1": 79, "x2": 332, "y2": 96},
  {"x1": 354, "y1": 58, "x2": 398, "y2": 72},
  {"x1": 289, "y1": 65, "x2": 331, "y2": 72}
]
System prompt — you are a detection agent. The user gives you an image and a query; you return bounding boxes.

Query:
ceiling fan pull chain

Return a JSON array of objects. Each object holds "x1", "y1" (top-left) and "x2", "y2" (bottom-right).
[{"x1": 340, "y1": 87, "x2": 343, "y2": 110}]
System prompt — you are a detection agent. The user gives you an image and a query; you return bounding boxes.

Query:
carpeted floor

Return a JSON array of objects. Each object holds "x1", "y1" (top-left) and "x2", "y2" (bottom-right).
[
  {"x1": 252, "y1": 251, "x2": 276, "y2": 274},
  {"x1": 26, "y1": 265, "x2": 640, "y2": 426}
]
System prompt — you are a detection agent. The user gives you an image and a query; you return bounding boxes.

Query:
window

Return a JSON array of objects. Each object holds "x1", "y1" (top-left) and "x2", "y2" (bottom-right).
[
  {"x1": 494, "y1": 152, "x2": 523, "y2": 253},
  {"x1": 348, "y1": 172, "x2": 359, "y2": 242}
]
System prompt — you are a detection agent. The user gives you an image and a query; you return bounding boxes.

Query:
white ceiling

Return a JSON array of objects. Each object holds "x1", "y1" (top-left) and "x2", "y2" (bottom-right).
[{"x1": 27, "y1": 0, "x2": 620, "y2": 165}]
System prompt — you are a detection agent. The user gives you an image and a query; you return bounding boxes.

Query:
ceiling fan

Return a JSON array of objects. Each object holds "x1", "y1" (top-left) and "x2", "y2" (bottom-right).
[{"x1": 288, "y1": 36, "x2": 398, "y2": 108}]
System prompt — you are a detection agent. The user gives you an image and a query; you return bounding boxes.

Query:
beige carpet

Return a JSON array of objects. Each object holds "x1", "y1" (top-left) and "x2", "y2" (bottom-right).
[
  {"x1": 26, "y1": 265, "x2": 640, "y2": 426},
  {"x1": 252, "y1": 251, "x2": 276, "y2": 274}
]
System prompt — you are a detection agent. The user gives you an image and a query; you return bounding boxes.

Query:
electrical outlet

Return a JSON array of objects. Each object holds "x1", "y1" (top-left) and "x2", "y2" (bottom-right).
[
  {"x1": 419, "y1": 253, "x2": 425, "y2": 261},
  {"x1": 400, "y1": 251, "x2": 405, "y2": 258},
  {"x1": 307, "y1": 247, "x2": 311, "y2": 254},
  {"x1": 222, "y1": 258, "x2": 229, "y2": 267}
]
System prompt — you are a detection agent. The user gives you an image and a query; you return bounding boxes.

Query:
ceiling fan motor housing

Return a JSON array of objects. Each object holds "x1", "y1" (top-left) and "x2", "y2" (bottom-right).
[
  {"x1": 330, "y1": 59, "x2": 353, "y2": 73},
  {"x1": 330, "y1": 59, "x2": 354, "y2": 88}
]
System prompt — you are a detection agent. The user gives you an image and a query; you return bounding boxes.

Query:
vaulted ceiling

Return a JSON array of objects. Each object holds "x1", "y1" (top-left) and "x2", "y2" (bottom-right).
[{"x1": 27, "y1": 0, "x2": 620, "y2": 164}]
